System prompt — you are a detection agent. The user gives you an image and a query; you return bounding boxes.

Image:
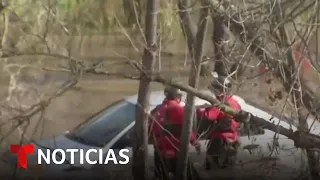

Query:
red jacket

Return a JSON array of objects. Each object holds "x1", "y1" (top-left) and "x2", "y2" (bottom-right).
[
  {"x1": 196, "y1": 94, "x2": 240, "y2": 142},
  {"x1": 149, "y1": 99, "x2": 197, "y2": 158},
  {"x1": 216, "y1": 94, "x2": 241, "y2": 111}
]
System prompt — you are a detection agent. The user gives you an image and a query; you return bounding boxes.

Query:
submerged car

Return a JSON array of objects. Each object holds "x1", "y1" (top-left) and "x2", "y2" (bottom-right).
[{"x1": 1, "y1": 90, "x2": 319, "y2": 179}]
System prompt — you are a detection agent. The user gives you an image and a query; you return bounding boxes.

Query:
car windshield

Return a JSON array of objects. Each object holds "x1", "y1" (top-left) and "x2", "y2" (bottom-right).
[{"x1": 67, "y1": 100, "x2": 136, "y2": 147}]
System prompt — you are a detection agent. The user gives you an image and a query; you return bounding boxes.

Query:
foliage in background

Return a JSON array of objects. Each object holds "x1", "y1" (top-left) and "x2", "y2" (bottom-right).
[
  {"x1": 158, "y1": 0, "x2": 181, "y2": 46},
  {"x1": 1, "y1": 0, "x2": 182, "y2": 50},
  {"x1": 44, "y1": 0, "x2": 181, "y2": 42}
]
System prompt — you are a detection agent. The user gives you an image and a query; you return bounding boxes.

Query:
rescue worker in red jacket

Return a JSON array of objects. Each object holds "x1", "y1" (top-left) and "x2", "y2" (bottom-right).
[
  {"x1": 196, "y1": 75, "x2": 248, "y2": 170},
  {"x1": 149, "y1": 86, "x2": 200, "y2": 179}
]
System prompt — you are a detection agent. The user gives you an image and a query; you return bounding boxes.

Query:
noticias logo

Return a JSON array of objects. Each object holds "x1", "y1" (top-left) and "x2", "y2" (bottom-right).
[{"x1": 10, "y1": 144, "x2": 130, "y2": 168}]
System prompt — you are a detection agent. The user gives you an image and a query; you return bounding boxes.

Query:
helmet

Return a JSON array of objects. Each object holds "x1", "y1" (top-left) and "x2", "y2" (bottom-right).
[
  {"x1": 208, "y1": 75, "x2": 232, "y2": 93},
  {"x1": 164, "y1": 86, "x2": 182, "y2": 99}
]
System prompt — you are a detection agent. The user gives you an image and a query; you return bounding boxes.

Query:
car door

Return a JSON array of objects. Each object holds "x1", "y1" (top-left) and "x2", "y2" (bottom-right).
[
  {"x1": 237, "y1": 123, "x2": 268, "y2": 162},
  {"x1": 99, "y1": 124, "x2": 154, "y2": 178},
  {"x1": 237, "y1": 121, "x2": 306, "y2": 179}
]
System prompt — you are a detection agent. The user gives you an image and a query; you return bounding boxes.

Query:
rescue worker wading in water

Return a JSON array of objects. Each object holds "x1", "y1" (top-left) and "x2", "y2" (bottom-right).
[
  {"x1": 196, "y1": 75, "x2": 250, "y2": 171},
  {"x1": 149, "y1": 86, "x2": 201, "y2": 180}
]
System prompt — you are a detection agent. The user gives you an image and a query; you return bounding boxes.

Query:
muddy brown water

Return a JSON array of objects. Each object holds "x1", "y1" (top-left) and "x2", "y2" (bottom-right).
[
  {"x1": 0, "y1": 33, "x2": 317, "y2": 148},
  {"x1": 0, "y1": 34, "x2": 208, "y2": 145}
]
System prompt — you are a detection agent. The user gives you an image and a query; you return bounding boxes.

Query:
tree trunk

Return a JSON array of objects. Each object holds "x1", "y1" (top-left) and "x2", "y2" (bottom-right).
[
  {"x1": 297, "y1": 108, "x2": 320, "y2": 179},
  {"x1": 176, "y1": 1, "x2": 209, "y2": 180},
  {"x1": 177, "y1": 0, "x2": 197, "y2": 56},
  {"x1": 200, "y1": 14, "x2": 226, "y2": 77},
  {"x1": 132, "y1": 0, "x2": 158, "y2": 179},
  {"x1": 212, "y1": 15, "x2": 227, "y2": 76}
]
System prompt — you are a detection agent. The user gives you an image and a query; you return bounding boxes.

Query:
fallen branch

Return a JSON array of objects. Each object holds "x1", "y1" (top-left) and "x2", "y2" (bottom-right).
[
  {"x1": 146, "y1": 73, "x2": 320, "y2": 149},
  {"x1": 79, "y1": 59, "x2": 320, "y2": 150}
]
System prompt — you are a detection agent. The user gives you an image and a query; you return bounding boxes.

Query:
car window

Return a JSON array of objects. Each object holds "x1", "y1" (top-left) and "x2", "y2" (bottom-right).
[
  {"x1": 111, "y1": 126, "x2": 134, "y2": 149},
  {"x1": 68, "y1": 100, "x2": 136, "y2": 147}
]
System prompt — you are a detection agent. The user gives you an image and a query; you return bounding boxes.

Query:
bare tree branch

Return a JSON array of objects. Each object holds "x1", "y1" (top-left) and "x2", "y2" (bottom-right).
[
  {"x1": 0, "y1": 79, "x2": 78, "y2": 144},
  {"x1": 205, "y1": 0, "x2": 320, "y2": 117},
  {"x1": 272, "y1": 1, "x2": 320, "y2": 177},
  {"x1": 177, "y1": 0, "x2": 197, "y2": 56}
]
